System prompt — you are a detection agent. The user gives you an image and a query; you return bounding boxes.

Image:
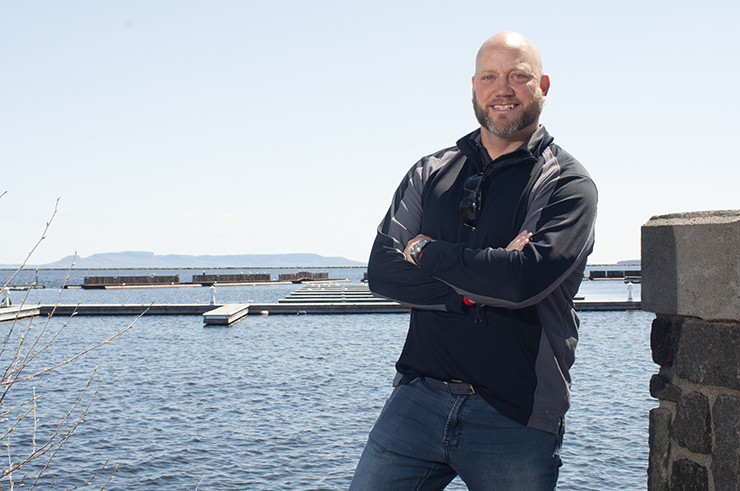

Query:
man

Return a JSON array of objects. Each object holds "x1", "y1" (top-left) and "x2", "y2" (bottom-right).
[{"x1": 349, "y1": 32, "x2": 597, "y2": 491}]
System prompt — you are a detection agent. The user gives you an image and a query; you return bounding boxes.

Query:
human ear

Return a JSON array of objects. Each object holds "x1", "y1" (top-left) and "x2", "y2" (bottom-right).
[{"x1": 540, "y1": 74, "x2": 551, "y2": 96}]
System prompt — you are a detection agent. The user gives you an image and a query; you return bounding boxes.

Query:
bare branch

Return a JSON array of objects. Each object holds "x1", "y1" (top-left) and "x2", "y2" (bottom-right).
[
  {"x1": 1, "y1": 196, "x2": 132, "y2": 489},
  {"x1": 1, "y1": 304, "x2": 149, "y2": 387},
  {"x1": 1, "y1": 198, "x2": 60, "y2": 292}
]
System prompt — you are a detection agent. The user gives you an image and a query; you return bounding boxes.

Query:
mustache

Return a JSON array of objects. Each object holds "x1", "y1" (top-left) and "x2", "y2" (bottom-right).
[
  {"x1": 488, "y1": 97, "x2": 521, "y2": 105},
  {"x1": 472, "y1": 92, "x2": 522, "y2": 106}
]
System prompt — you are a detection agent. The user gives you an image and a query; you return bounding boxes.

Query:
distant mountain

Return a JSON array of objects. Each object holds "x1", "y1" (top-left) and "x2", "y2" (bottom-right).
[{"x1": 2, "y1": 251, "x2": 366, "y2": 269}]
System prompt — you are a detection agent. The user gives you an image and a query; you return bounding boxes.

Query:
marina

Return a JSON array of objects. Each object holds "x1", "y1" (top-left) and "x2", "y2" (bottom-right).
[
  {"x1": 0, "y1": 299, "x2": 656, "y2": 491},
  {"x1": 0, "y1": 266, "x2": 650, "y2": 490},
  {"x1": 1, "y1": 284, "x2": 642, "y2": 326}
]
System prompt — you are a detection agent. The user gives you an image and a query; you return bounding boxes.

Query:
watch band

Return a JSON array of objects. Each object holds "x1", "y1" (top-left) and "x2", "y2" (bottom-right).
[{"x1": 410, "y1": 239, "x2": 432, "y2": 265}]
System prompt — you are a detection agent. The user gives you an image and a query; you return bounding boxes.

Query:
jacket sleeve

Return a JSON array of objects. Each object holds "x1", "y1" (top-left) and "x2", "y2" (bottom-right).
[
  {"x1": 418, "y1": 153, "x2": 598, "y2": 309},
  {"x1": 367, "y1": 158, "x2": 465, "y2": 312}
]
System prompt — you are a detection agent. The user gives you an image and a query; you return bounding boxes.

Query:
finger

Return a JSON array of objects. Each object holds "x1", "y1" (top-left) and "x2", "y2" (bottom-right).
[{"x1": 506, "y1": 230, "x2": 532, "y2": 251}]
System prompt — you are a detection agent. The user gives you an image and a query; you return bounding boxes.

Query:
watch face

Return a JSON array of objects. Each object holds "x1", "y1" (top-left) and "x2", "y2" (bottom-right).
[{"x1": 411, "y1": 240, "x2": 427, "y2": 262}]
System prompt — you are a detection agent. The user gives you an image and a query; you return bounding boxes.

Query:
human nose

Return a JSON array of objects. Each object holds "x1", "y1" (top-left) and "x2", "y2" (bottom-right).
[{"x1": 492, "y1": 77, "x2": 514, "y2": 96}]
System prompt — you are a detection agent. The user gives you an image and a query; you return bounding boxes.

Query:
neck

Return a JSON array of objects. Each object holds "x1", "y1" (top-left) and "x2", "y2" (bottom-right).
[{"x1": 480, "y1": 123, "x2": 538, "y2": 161}]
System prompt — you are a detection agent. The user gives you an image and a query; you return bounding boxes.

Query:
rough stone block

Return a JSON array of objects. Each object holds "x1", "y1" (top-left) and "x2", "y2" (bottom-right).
[
  {"x1": 650, "y1": 374, "x2": 681, "y2": 402},
  {"x1": 671, "y1": 392, "x2": 712, "y2": 454},
  {"x1": 670, "y1": 459, "x2": 709, "y2": 491},
  {"x1": 674, "y1": 319, "x2": 740, "y2": 391},
  {"x1": 651, "y1": 316, "x2": 675, "y2": 367},
  {"x1": 641, "y1": 210, "x2": 740, "y2": 321},
  {"x1": 649, "y1": 407, "x2": 672, "y2": 491},
  {"x1": 711, "y1": 395, "x2": 740, "y2": 491}
]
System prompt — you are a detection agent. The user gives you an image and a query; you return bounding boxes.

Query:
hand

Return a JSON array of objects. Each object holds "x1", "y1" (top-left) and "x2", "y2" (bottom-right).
[
  {"x1": 506, "y1": 230, "x2": 532, "y2": 251},
  {"x1": 404, "y1": 234, "x2": 434, "y2": 263}
]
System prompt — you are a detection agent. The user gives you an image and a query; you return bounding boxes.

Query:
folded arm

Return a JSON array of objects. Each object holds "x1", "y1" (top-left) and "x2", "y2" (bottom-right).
[
  {"x1": 416, "y1": 172, "x2": 597, "y2": 308},
  {"x1": 367, "y1": 148, "x2": 597, "y2": 312},
  {"x1": 367, "y1": 157, "x2": 466, "y2": 311}
]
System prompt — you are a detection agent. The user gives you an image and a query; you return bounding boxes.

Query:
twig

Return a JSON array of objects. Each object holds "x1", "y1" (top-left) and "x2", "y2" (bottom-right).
[
  {"x1": 10, "y1": 254, "x2": 80, "y2": 377},
  {"x1": 0, "y1": 196, "x2": 134, "y2": 490},
  {"x1": 1, "y1": 304, "x2": 150, "y2": 387},
  {"x1": 1, "y1": 198, "x2": 59, "y2": 292},
  {"x1": 21, "y1": 369, "x2": 101, "y2": 488}
]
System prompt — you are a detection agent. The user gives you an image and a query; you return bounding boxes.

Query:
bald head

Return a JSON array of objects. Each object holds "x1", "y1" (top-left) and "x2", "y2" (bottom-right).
[
  {"x1": 475, "y1": 31, "x2": 544, "y2": 80},
  {"x1": 471, "y1": 31, "x2": 550, "y2": 149}
]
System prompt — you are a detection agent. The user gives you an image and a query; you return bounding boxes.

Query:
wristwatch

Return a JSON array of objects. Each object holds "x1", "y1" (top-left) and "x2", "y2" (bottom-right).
[{"x1": 409, "y1": 239, "x2": 433, "y2": 265}]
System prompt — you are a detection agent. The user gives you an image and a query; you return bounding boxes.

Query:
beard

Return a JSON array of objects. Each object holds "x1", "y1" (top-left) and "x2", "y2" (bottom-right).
[{"x1": 473, "y1": 90, "x2": 545, "y2": 137}]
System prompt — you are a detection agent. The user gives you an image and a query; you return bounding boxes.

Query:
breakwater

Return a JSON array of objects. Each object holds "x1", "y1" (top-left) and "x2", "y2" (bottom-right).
[
  {"x1": 83, "y1": 274, "x2": 180, "y2": 287},
  {"x1": 588, "y1": 269, "x2": 641, "y2": 281},
  {"x1": 81, "y1": 271, "x2": 334, "y2": 288}
]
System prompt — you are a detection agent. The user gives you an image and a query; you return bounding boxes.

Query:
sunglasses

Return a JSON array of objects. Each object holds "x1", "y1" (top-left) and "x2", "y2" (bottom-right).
[{"x1": 459, "y1": 173, "x2": 486, "y2": 230}]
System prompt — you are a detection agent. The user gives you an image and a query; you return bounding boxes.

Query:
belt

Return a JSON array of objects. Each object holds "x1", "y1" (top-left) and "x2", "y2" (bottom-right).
[{"x1": 423, "y1": 376, "x2": 476, "y2": 395}]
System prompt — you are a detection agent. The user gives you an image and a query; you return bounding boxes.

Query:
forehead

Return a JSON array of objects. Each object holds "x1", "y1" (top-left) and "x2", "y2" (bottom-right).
[{"x1": 475, "y1": 44, "x2": 540, "y2": 75}]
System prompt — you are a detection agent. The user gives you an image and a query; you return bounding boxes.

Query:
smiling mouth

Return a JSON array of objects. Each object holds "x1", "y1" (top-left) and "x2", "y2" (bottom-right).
[{"x1": 492, "y1": 104, "x2": 516, "y2": 110}]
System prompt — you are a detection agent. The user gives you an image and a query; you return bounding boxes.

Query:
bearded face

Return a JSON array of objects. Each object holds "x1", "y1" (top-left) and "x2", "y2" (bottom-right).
[{"x1": 473, "y1": 89, "x2": 545, "y2": 138}]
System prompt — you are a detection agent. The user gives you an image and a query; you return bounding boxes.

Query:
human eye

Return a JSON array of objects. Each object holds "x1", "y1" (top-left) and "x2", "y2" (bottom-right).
[
  {"x1": 510, "y1": 72, "x2": 531, "y2": 83},
  {"x1": 480, "y1": 74, "x2": 495, "y2": 85}
]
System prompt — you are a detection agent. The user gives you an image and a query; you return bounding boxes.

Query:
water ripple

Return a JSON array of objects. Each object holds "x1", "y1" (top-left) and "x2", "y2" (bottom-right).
[{"x1": 1, "y1": 277, "x2": 654, "y2": 490}]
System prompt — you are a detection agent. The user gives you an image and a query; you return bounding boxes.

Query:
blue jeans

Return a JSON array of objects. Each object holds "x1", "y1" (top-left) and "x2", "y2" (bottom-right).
[{"x1": 349, "y1": 378, "x2": 563, "y2": 491}]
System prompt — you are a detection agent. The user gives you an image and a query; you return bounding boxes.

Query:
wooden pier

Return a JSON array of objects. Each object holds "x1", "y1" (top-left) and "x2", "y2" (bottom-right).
[{"x1": 0, "y1": 285, "x2": 641, "y2": 327}]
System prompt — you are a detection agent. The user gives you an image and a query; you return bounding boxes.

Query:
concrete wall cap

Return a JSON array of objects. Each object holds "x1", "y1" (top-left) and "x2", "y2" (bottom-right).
[
  {"x1": 641, "y1": 209, "x2": 740, "y2": 320},
  {"x1": 644, "y1": 210, "x2": 740, "y2": 227}
]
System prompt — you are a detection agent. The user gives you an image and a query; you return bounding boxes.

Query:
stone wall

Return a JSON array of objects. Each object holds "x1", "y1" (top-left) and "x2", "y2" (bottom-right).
[{"x1": 642, "y1": 210, "x2": 740, "y2": 491}]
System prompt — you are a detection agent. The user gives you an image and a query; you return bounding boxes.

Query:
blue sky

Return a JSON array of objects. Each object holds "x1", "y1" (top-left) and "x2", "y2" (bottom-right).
[{"x1": 1, "y1": 0, "x2": 738, "y2": 265}]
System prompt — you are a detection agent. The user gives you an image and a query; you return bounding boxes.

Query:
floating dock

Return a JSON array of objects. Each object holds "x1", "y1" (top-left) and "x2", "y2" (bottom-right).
[
  {"x1": 0, "y1": 285, "x2": 641, "y2": 327},
  {"x1": 587, "y1": 269, "x2": 641, "y2": 281},
  {"x1": 80, "y1": 271, "x2": 341, "y2": 289},
  {"x1": 222, "y1": 284, "x2": 642, "y2": 321},
  {"x1": 0, "y1": 304, "x2": 215, "y2": 323},
  {"x1": 0, "y1": 305, "x2": 40, "y2": 323}
]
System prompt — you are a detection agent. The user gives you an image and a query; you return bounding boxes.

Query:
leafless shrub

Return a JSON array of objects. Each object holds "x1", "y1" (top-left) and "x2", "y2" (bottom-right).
[{"x1": 1, "y1": 194, "x2": 144, "y2": 489}]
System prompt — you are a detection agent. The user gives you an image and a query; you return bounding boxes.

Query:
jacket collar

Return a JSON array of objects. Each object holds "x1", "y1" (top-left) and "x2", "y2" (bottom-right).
[{"x1": 457, "y1": 126, "x2": 554, "y2": 174}]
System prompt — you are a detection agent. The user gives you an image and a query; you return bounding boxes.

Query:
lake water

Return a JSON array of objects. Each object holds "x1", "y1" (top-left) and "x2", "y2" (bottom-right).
[{"x1": 1, "y1": 268, "x2": 653, "y2": 490}]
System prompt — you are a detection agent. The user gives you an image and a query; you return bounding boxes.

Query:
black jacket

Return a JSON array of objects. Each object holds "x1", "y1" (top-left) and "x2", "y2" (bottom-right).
[{"x1": 368, "y1": 126, "x2": 598, "y2": 434}]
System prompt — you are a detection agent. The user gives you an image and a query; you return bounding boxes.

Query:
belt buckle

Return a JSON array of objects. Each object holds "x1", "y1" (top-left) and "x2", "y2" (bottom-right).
[{"x1": 446, "y1": 380, "x2": 475, "y2": 395}]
